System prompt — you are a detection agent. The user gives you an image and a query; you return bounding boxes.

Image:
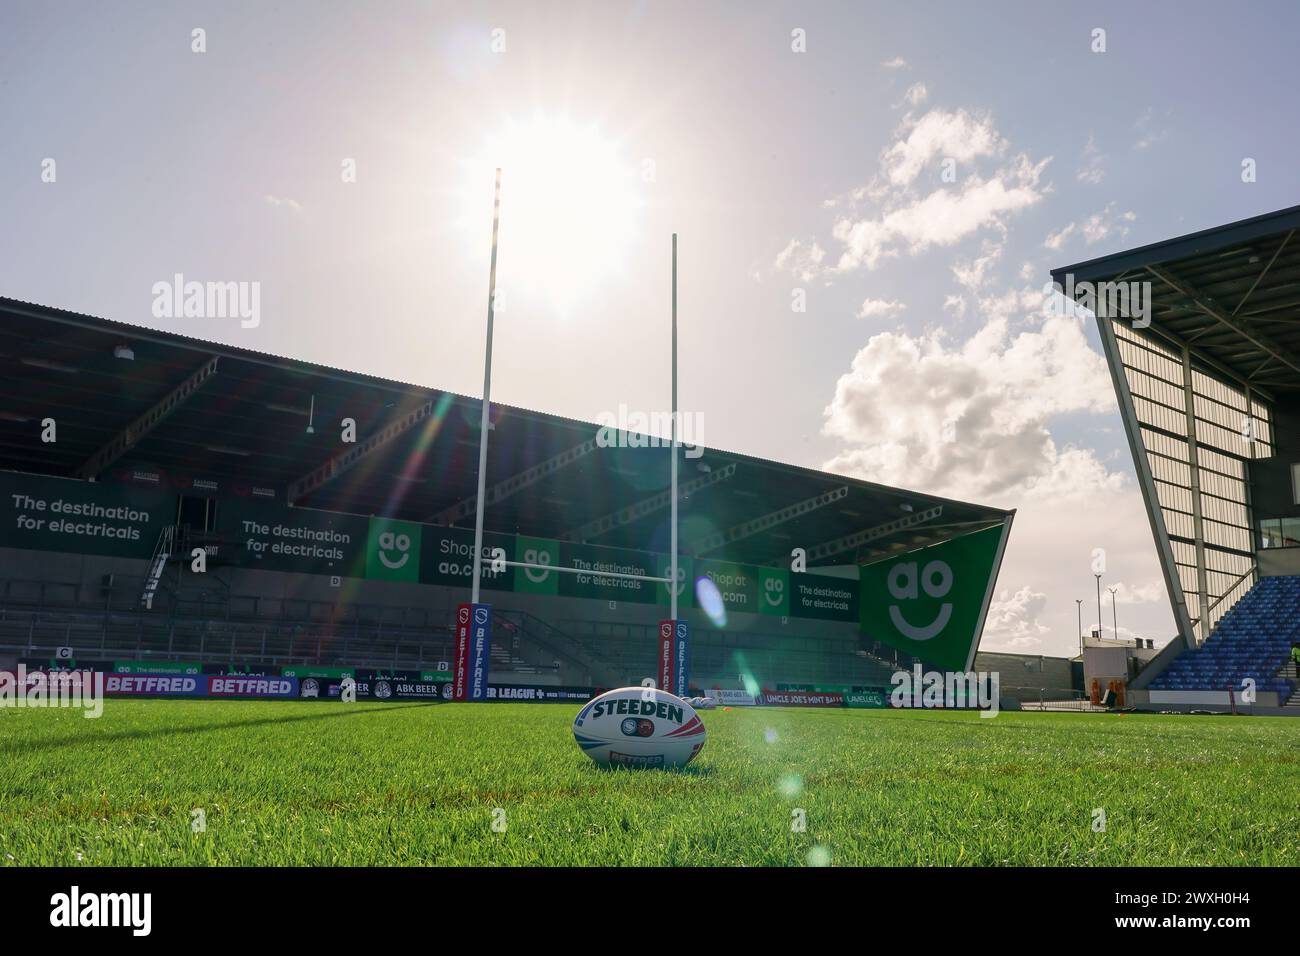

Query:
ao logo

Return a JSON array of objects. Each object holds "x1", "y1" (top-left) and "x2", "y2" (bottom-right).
[
  {"x1": 522, "y1": 547, "x2": 552, "y2": 583},
  {"x1": 665, "y1": 563, "x2": 687, "y2": 596},
  {"x1": 887, "y1": 560, "x2": 953, "y2": 641},
  {"x1": 763, "y1": 575, "x2": 784, "y2": 608},
  {"x1": 377, "y1": 531, "x2": 411, "y2": 570}
]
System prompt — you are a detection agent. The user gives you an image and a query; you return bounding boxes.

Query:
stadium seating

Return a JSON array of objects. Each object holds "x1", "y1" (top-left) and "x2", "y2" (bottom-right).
[
  {"x1": 1147, "y1": 575, "x2": 1300, "y2": 700},
  {"x1": 0, "y1": 569, "x2": 901, "y2": 689}
]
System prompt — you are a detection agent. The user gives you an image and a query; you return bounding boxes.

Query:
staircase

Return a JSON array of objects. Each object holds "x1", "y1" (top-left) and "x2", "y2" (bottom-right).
[
  {"x1": 1282, "y1": 663, "x2": 1300, "y2": 709},
  {"x1": 139, "y1": 525, "x2": 175, "y2": 609},
  {"x1": 1149, "y1": 575, "x2": 1300, "y2": 702}
]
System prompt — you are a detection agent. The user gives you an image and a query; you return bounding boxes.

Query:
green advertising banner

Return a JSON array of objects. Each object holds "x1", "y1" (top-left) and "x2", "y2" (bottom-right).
[
  {"x1": 859, "y1": 522, "x2": 1011, "y2": 672},
  {"x1": 0, "y1": 471, "x2": 175, "y2": 559},
  {"x1": 513, "y1": 535, "x2": 561, "y2": 595},
  {"x1": 696, "y1": 559, "x2": 757, "y2": 614},
  {"x1": 281, "y1": 665, "x2": 354, "y2": 679},
  {"x1": 655, "y1": 554, "x2": 694, "y2": 609},
  {"x1": 364, "y1": 516, "x2": 422, "y2": 583},
  {"x1": 418, "y1": 525, "x2": 514, "y2": 592},
  {"x1": 789, "y1": 574, "x2": 858, "y2": 622},
  {"x1": 756, "y1": 567, "x2": 790, "y2": 617},
  {"x1": 560, "y1": 542, "x2": 659, "y2": 604},
  {"x1": 217, "y1": 500, "x2": 369, "y2": 577},
  {"x1": 2, "y1": 469, "x2": 875, "y2": 626},
  {"x1": 115, "y1": 660, "x2": 202, "y2": 675}
]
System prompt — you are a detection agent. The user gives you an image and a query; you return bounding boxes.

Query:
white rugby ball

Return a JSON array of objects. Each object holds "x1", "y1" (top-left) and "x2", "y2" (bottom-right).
[{"x1": 573, "y1": 686, "x2": 707, "y2": 769}]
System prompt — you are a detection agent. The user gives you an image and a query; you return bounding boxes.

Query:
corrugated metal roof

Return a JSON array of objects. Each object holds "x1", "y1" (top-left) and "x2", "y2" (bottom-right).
[
  {"x1": 1051, "y1": 205, "x2": 1300, "y2": 395},
  {"x1": 0, "y1": 297, "x2": 1009, "y2": 567}
]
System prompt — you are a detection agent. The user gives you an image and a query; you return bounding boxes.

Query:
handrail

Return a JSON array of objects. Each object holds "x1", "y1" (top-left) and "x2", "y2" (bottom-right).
[{"x1": 1189, "y1": 563, "x2": 1257, "y2": 632}]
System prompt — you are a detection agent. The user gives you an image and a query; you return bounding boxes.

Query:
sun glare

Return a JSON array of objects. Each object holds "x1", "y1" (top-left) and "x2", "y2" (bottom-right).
[{"x1": 465, "y1": 115, "x2": 643, "y2": 316}]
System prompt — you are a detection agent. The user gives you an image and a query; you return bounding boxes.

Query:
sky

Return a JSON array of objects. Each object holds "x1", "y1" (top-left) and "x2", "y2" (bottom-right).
[{"x1": 3, "y1": 0, "x2": 1300, "y2": 657}]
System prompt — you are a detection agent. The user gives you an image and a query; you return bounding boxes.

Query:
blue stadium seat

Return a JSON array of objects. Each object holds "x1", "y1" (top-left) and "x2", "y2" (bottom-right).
[{"x1": 1148, "y1": 576, "x2": 1300, "y2": 698}]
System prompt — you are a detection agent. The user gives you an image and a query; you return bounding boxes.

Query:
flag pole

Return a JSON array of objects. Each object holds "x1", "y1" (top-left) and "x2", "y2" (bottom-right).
[
  {"x1": 670, "y1": 234, "x2": 678, "y2": 623},
  {"x1": 471, "y1": 168, "x2": 502, "y2": 605}
]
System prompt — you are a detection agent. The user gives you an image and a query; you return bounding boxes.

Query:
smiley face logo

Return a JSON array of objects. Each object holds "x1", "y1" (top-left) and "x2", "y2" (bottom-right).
[
  {"x1": 763, "y1": 575, "x2": 784, "y2": 608},
  {"x1": 663, "y1": 563, "x2": 687, "y2": 597},
  {"x1": 377, "y1": 531, "x2": 411, "y2": 570},
  {"x1": 887, "y1": 559, "x2": 953, "y2": 641},
  {"x1": 522, "y1": 547, "x2": 552, "y2": 583}
]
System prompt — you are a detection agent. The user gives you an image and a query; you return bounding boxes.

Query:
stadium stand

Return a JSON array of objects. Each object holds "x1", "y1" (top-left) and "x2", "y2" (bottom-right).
[
  {"x1": 0, "y1": 297, "x2": 1013, "y2": 694},
  {"x1": 1147, "y1": 575, "x2": 1299, "y2": 701},
  {"x1": 1054, "y1": 205, "x2": 1300, "y2": 712}
]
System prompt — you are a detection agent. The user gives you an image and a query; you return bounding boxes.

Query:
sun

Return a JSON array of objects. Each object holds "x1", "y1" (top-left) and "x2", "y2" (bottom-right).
[{"x1": 464, "y1": 114, "x2": 643, "y2": 316}]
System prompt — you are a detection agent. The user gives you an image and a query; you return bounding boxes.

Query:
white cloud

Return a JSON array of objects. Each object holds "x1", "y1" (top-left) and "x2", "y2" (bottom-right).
[
  {"x1": 264, "y1": 194, "x2": 303, "y2": 214},
  {"x1": 952, "y1": 241, "x2": 1005, "y2": 295},
  {"x1": 881, "y1": 108, "x2": 1007, "y2": 187},
  {"x1": 1133, "y1": 108, "x2": 1169, "y2": 151},
  {"x1": 1044, "y1": 203, "x2": 1135, "y2": 251},
  {"x1": 902, "y1": 82, "x2": 928, "y2": 107},
  {"x1": 1075, "y1": 134, "x2": 1106, "y2": 184},
  {"x1": 882, "y1": 56, "x2": 909, "y2": 69},
  {"x1": 1109, "y1": 580, "x2": 1166, "y2": 605},
  {"x1": 821, "y1": 306, "x2": 1116, "y2": 502},
  {"x1": 774, "y1": 238, "x2": 826, "y2": 282},
  {"x1": 983, "y1": 586, "x2": 1051, "y2": 651},
  {"x1": 857, "y1": 297, "x2": 907, "y2": 319},
  {"x1": 780, "y1": 105, "x2": 1049, "y2": 277},
  {"x1": 831, "y1": 157, "x2": 1048, "y2": 272}
]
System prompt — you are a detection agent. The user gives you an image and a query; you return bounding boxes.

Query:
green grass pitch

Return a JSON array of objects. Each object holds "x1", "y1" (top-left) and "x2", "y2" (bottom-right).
[{"x1": 2, "y1": 700, "x2": 1296, "y2": 866}]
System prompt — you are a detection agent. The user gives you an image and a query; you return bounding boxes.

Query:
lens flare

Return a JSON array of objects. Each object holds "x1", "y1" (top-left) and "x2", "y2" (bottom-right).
[
  {"x1": 695, "y1": 575, "x2": 727, "y2": 627},
  {"x1": 778, "y1": 774, "x2": 803, "y2": 798}
]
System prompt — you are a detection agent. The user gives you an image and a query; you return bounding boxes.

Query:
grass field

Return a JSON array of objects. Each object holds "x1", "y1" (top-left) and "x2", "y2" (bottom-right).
[{"x1": 1, "y1": 700, "x2": 1297, "y2": 866}]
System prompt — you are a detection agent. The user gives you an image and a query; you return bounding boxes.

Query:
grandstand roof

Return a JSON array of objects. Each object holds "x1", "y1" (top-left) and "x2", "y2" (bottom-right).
[
  {"x1": 0, "y1": 297, "x2": 1009, "y2": 568},
  {"x1": 1051, "y1": 203, "x2": 1300, "y2": 399}
]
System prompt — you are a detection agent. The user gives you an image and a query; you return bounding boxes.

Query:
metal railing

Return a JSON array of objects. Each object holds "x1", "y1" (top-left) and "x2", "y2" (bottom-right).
[
  {"x1": 1190, "y1": 564, "x2": 1257, "y2": 640},
  {"x1": 0, "y1": 574, "x2": 592, "y2": 680}
]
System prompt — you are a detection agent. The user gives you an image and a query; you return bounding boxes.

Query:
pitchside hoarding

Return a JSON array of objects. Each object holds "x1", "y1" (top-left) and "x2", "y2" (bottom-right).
[
  {"x1": 101, "y1": 673, "x2": 298, "y2": 697},
  {"x1": 859, "y1": 521, "x2": 1012, "y2": 672}
]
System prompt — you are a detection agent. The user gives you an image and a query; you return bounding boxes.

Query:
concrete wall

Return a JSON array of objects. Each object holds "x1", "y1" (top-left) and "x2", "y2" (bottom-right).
[{"x1": 973, "y1": 651, "x2": 1078, "y2": 699}]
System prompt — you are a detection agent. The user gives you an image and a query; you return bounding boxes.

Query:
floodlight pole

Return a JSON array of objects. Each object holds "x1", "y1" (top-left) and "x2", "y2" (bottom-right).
[
  {"x1": 1108, "y1": 587, "x2": 1118, "y2": 642},
  {"x1": 471, "y1": 168, "x2": 502, "y2": 606},
  {"x1": 1094, "y1": 573, "x2": 1103, "y2": 642},
  {"x1": 1075, "y1": 599, "x2": 1083, "y2": 657},
  {"x1": 670, "y1": 234, "x2": 678, "y2": 622}
]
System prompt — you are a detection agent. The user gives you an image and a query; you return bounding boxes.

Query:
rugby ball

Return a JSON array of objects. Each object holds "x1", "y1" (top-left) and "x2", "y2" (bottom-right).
[{"x1": 572, "y1": 687, "x2": 706, "y2": 769}]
